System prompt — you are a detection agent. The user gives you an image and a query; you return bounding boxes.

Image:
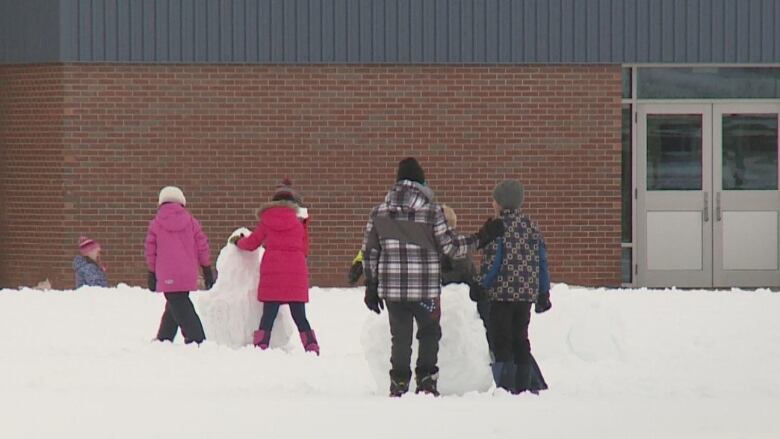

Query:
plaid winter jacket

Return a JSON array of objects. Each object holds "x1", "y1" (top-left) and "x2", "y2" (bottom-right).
[
  {"x1": 479, "y1": 210, "x2": 548, "y2": 302},
  {"x1": 362, "y1": 180, "x2": 478, "y2": 302}
]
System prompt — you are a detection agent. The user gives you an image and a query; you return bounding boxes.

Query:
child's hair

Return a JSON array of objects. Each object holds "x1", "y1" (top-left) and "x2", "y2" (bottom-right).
[{"x1": 441, "y1": 205, "x2": 457, "y2": 228}]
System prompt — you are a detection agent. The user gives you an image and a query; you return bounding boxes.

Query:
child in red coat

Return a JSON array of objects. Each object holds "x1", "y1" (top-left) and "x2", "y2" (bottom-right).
[{"x1": 232, "y1": 179, "x2": 319, "y2": 355}]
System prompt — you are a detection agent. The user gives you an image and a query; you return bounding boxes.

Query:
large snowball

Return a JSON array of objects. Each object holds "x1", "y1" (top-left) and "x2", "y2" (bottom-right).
[
  {"x1": 195, "y1": 228, "x2": 295, "y2": 350},
  {"x1": 361, "y1": 284, "x2": 494, "y2": 395}
]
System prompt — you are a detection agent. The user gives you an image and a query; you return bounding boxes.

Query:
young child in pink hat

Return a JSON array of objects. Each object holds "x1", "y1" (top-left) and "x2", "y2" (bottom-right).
[{"x1": 73, "y1": 236, "x2": 108, "y2": 288}]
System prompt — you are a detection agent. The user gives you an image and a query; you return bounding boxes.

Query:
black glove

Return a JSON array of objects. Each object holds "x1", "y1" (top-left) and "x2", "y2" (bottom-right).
[
  {"x1": 440, "y1": 256, "x2": 453, "y2": 273},
  {"x1": 147, "y1": 271, "x2": 157, "y2": 292},
  {"x1": 535, "y1": 292, "x2": 552, "y2": 314},
  {"x1": 364, "y1": 282, "x2": 384, "y2": 314},
  {"x1": 468, "y1": 282, "x2": 486, "y2": 302},
  {"x1": 202, "y1": 266, "x2": 215, "y2": 289},
  {"x1": 229, "y1": 233, "x2": 245, "y2": 245},
  {"x1": 475, "y1": 218, "x2": 505, "y2": 249},
  {"x1": 347, "y1": 261, "x2": 364, "y2": 286}
]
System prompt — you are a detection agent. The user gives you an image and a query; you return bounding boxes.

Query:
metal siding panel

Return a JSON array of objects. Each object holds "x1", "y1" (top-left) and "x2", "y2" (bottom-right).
[
  {"x1": 472, "y1": 0, "x2": 486, "y2": 62},
  {"x1": 762, "y1": 0, "x2": 774, "y2": 62},
  {"x1": 776, "y1": 0, "x2": 780, "y2": 62},
  {"x1": 181, "y1": 0, "x2": 195, "y2": 61},
  {"x1": 724, "y1": 0, "x2": 737, "y2": 62},
  {"x1": 156, "y1": 0, "x2": 169, "y2": 61},
  {"x1": 169, "y1": 0, "x2": 182, "y2": 62},
  {"x1": 117, "y1": 0, "x2": 130, "y2": 60},
  {"x1": 485, "y1": 0, "x2": 498, "y2": 62},
  {"x1": 310, "y1": 0, "x2": 323, "y2": 62},
  {"x1": 373, "y1": 0, "x2": 385, "y2": 62},
  {"x1": 561, "y1": 0, "x2": 574, "y2": 61},
  {"x1": 297, "y1": 0, "x2": 309, "y2": 62},
  {"x1": 548, "y1": 0, "x2": 562, "y2": 62},
  {"x1": 674, "y1": 0, "x2": 687, "y2": 62},
  {"x1": 143, "y1": 0, "x2": 156, "y2": 61},
  {"x1": 623, "y1": 0, "x2": 636, "y2": 62},
  {"x1": 684, "y1": 0, "x2": 698, "y2": 62},
  {"x1": 386, "y1": 0, "x2": 399, "y2": 61},
  {"x1": 586, "y1": 0, "x2": 599, "y2": 61},
  {"x1": 447, "y1": 0, "x2": 460, "y2": 62},
  {"x1": 736, "y1": 0, "x2": 749, "y2": 63},
  {"x1": 661, "y1": 0, "x2": 673, "y2": 63},
  {"x1": 461, "y1": 0, "x2": 473, "y2": 62},
  {"x1": 699, "y1": 0, "x2": 711, "y2": 62},
  {"x1": 321, "y1": 0, "x2": 336, "y2": 62},
  {"x1": 498, "y1": 0, "x2": 511, "y2": 62},
  {"x1": 573, "y1": 0, "x2": 585, "y2": 62},
  {"x1": 635, "y1": 0, "x2": 648, "y2": 62},
  {"x1": 360, "y1": 0, "x2": 372, "y2": 61},
  {"x1": 220, "y1": 0, "x2": 232, "y2": 62},
  {"x1": 422, "y1": 0, "x2": 435, "y2": 62},
  {"x1": 78, "y1": 0, "x2": 92, "y2": 61},
  {"x1": 599, "y1": 0, "x2": 611, "y2": 61},
  {"x1": 347, "y1": 0, "x2": 360, "y2": 61},
  {"x1": 193, "y1": 0, "x2": 207, "y2": 62},
  {"x1": 749, "y1": 0, "x2": 762, "y2": 62},
  {"x1": 245, "y1": 0, "x2": 258, "y2": 62},
  {"x1": 410, "y1": 0, "x2": 422, "y2": 62},
  {"x1": 105, "y1": 0, "x2": 118, "y2": 61},
  {"x1": 60, "y1": 0, "x2": 79, "y2": 61},
  {"x1": 270, "y1": 0, "x2": 284, "y2": 61},
  {"x1": 333, "y1": 0, "x2": 347, "y2": 61},
  {"x1": 436, "y1": 0, "x2": 448, "y2": 62},
  {"x1": 234, "y1": 0, "x2": 246, "y2": 62},
  {"x1": 647, "y1": 0, "x2": 661, "y2": 62},
  {"x1": 510, "y1": 0, "x2": 523, "y2": 62},
  {"x1": 524, "y1": 0, "x2": 536, "y2": 62},
  {"x1": 93, "y1": 0, "x2": 106, "y2": 60},
  {"x1": 130, "y1": 0, "x2": 143, "y2": 61},
  {"x1": 711, "y1": 0, "x2": 724, "y2": 62},
  {"x1": 258, "y1": 0, "x2": 271, "y2": 62},
  {"x1": 610, "y1": 0, "x2": 622, "y2": 62},
  {"x1": 397, "y1": 0, "x2": 410, "y2": 62},
  {"x1": 205, "y1": 0, "x2": 219, "y2": 61}
]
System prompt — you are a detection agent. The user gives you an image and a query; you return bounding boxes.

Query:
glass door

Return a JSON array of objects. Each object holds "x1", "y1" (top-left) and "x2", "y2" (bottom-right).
[
  {"x1": 713, "y1": 104, "x2": 780, "y2": 287},
  {"x1": 637, "y1": 105, "x2": 713, "y2": 287}
]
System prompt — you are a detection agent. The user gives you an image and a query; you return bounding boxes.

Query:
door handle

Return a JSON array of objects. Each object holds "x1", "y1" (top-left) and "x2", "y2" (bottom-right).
[
  {"x1": 716, "y1": 192, "x2": 722, "y2": 222},
  {"x1": 703, "y1": 192, "x2": 709, "y2": 222}
]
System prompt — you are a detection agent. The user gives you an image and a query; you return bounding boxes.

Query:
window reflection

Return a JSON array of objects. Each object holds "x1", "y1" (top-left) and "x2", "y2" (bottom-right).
[
  {"x1": 647, "y1": 115, "x2": 703, "y2": 191},
  {"x1": 722, "y1": 114, "x2": 778, "y2": 190},
  {"x1": 638, "y1": 68, "x2": 780, "y2": 99}
]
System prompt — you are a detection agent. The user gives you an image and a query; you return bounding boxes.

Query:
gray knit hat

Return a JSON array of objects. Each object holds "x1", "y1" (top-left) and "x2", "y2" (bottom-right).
[{"x1": 492, "y1": 180, "x2": 524, "y2": 210}]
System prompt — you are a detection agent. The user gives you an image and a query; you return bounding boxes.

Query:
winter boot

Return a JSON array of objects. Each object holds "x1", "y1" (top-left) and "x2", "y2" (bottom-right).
[
  {"x1": 491, "y1": 361, "x2": 517, "y2": 393},
  {"x1": 389, "y1": 371, "x2": 411, "y2": 397},
  {"x1": 253, "y1": 329, "x2": 270, "y2": 349},
  {"x1": 299, "y1": 330, "x2": 320, "y2": 356},
  {"x1": 415, "y1": 372, "x2": 440, "y2": 396}
]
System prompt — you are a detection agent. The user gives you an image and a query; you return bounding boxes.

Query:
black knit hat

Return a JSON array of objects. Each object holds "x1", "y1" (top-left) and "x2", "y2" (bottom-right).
[{"x1": 396, "y1": 157, "x2": 426, "y2": 184}]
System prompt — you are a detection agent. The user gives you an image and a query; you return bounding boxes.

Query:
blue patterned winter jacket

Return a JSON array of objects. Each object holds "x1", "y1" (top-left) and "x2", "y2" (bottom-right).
[
  {"x1": 479, "y1": 210, "x2": 549, "y2": 302},
  {"x1": 73, "y1": 256, "x2": 108, "y2": 288}
]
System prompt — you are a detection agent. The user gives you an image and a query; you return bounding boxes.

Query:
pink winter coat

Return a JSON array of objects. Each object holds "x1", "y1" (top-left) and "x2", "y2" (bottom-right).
[
  {"x1": 145, "y1": 203, "x2": 211, "y2": 293},
  {"x1": 237, "y1": 201, "x2": 310, "y2": 303}
]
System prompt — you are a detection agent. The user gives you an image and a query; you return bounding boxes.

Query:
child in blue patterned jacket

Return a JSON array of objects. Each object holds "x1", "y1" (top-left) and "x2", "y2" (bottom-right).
[
  {"x1": 73, "y1": 236, "x2": 108, "y2": 288},
  {"x1": 480, "y1": 180, "x2": 550, "y2": 394}
]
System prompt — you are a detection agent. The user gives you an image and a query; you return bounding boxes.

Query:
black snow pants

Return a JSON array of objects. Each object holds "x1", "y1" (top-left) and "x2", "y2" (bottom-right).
[
  {"x1": 156, "y1": 292, "x2": 206, "y2": 344},
  {"x1": 489, "y1": 301, "x2": 532, "y2": 364},
  {"x1": 386, "y1": 298, "x2": 442, "y2": 381}
]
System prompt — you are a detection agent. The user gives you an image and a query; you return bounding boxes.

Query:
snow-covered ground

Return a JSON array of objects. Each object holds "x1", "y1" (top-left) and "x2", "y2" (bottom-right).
[{"x1": 1, "y1": 280, "x2": 778, "y2": 438}]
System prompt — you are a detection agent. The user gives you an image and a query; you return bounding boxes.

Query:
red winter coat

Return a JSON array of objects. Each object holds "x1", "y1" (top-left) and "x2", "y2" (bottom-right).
[{"x1": 237, "y1": 201, "x2": 310, "y2": 303}]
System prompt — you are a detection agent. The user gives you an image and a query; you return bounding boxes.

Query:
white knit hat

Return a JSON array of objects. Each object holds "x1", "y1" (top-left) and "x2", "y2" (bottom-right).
[{"x1": 158, "y1": 186, "x2": 186, "y2": 206}]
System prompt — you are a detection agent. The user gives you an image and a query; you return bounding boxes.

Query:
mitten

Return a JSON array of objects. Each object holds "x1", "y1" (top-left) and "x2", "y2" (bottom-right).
[
  {"x1": 202, "y1": 266, "x2": 215, "y2": 289},
  {"x1": 468, "y1": 282, "x2": 486, "y2": 302},
  {"x1": 364, "y1": 282, "x2": 384, "y2": 314},
  {"x1": 347, "y1": 250, "x2": 365, "y2": 285},
  {"x1": 147, "y1": 271, "x2": 157, "y2": 292},
  {"x1": 475, "y1": 218, "x2": 505, "y2": 249},
  {"x1": 535, "y1": 292, "x2": 552, "y2": 314}
]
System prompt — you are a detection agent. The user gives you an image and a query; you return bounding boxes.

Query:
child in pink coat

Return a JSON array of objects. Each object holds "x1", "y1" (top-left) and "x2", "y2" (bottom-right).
[
  {"x1": 232, "y1": 179, "x2": 319, "y2": 355},
  {"x1": 145, "y1": 186, "x2": 214, "y2": 344}
]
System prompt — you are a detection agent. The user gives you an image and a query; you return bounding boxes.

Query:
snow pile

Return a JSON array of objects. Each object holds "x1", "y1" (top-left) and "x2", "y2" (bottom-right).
[
  {"x1": 362, "y1": 283, "x2": 493, "y2": 395},
  {"x1": 195, "y1": 228, "x2": 294, "y2": 349}
]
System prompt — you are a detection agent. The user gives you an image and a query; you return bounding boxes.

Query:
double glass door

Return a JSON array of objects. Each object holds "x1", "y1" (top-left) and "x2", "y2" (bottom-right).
[{"x1": 637, "y1": 104, "x2": 780, "y2": 288}]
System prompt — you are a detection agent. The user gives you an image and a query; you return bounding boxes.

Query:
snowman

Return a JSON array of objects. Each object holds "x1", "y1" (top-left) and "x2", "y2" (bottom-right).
[{"x1": 195, "y1": 228, "x2": 295, "y2": 350}]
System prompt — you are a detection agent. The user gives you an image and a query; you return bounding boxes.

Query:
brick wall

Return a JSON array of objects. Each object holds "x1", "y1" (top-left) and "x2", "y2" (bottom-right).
[{"x1": 1, "y1": 64, "x2": 622, "y2": 289}]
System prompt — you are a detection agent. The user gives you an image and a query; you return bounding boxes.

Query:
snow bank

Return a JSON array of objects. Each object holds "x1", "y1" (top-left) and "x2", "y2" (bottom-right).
[{"x1": 0, "y1": 282, "x2": 778, "y2": 438}]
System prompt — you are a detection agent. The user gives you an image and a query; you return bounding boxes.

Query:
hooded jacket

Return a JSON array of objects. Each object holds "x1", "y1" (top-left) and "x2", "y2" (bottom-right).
[
  {"x1": 145, "y1": 202, "x2": 211, "y2": 293},
  {"x1": 236, "y1": 201, "x2": 310, "y2": 303},
  {"x1": 362, "y1": 180, "x2": 478, "y2": 301},
  {"x1": 73, "y1": 256, "x2": 108, "y2": 288}
]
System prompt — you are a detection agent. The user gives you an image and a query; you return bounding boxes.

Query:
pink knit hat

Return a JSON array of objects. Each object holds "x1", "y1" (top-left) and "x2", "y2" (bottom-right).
[{"x1": 78, "y1": 236, "x2": 101, "y2": 256}]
